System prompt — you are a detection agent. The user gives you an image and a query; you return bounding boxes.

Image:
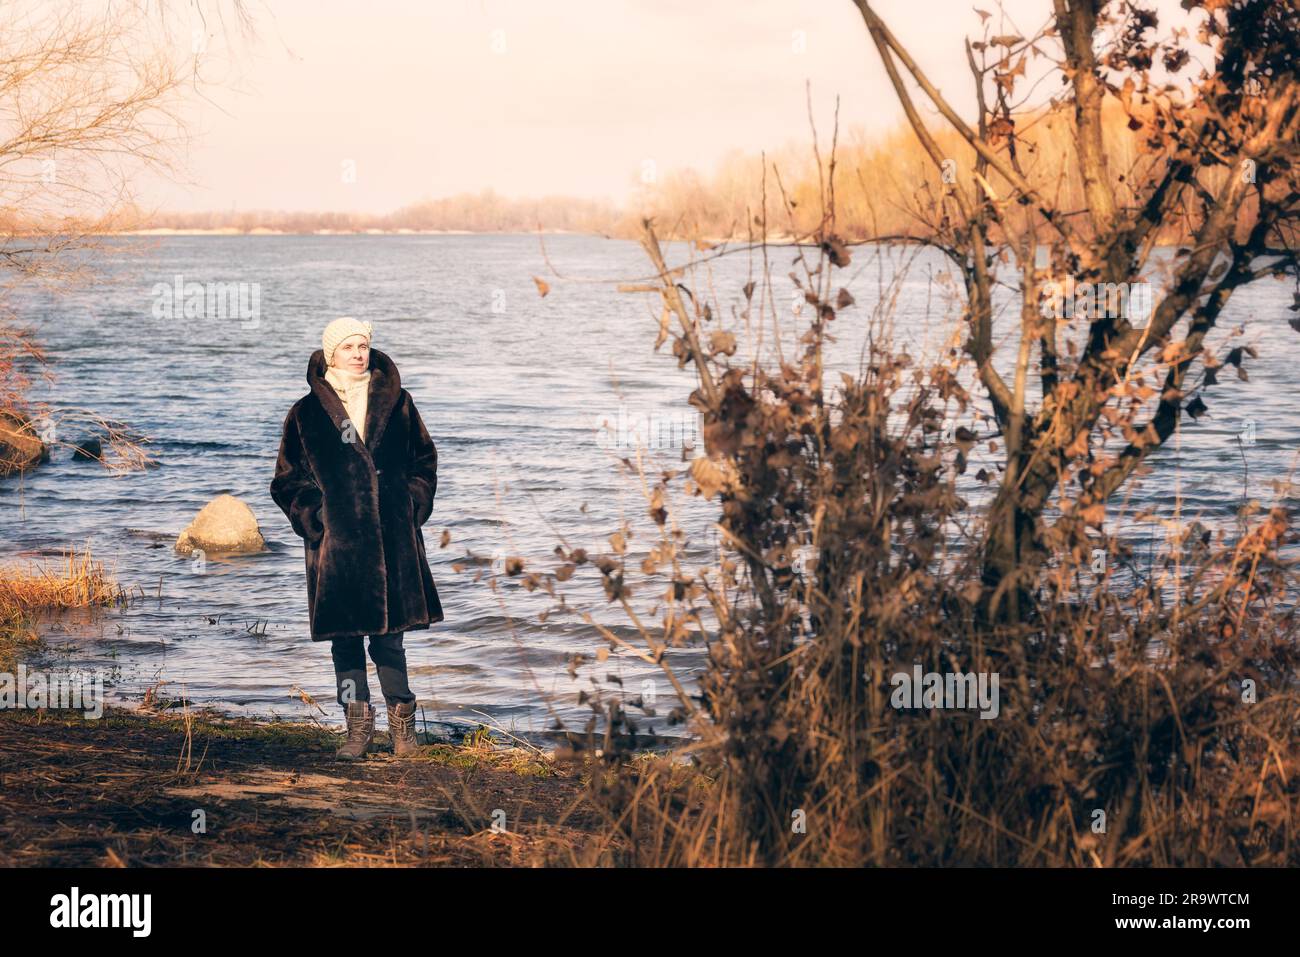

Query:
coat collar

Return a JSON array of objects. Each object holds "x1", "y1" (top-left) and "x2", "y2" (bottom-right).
[{"x1": 307, "y1": 346, "x2": 401, "y2": 455}]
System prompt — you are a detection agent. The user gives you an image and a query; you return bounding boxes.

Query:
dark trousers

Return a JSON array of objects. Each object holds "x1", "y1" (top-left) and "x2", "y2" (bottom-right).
[{"x1": 330, "y1": 631, "x2": 415, "y2": 709}]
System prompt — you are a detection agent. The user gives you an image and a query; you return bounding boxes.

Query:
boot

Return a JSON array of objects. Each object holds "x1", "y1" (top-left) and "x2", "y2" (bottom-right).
[
  {"x1": 387, "y1": 700, "x2": 419, "y2": 757},
  {"x1": 336, "y1": 701, "x2": 374, "y2": 760}
]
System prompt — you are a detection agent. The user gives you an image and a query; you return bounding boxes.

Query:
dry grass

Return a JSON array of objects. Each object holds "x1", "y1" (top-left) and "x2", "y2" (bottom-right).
[
  {"x1": 0, "y1": 543, "x2": 123, "y2": 671},
  {"x1": 0, "y1": 543, "x2": 122, "y2": 614}
]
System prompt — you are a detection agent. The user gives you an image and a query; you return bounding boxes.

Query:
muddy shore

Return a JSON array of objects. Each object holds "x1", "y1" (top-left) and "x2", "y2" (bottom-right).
[{"x1": 0, "y1": 705, "x2": 633, "y2": 866}]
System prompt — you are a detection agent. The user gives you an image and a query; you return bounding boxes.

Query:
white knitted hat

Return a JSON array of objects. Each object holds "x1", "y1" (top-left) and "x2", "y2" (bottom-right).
[{"x1": 322, "y1": 317, "x2": 373, "y2": 365}]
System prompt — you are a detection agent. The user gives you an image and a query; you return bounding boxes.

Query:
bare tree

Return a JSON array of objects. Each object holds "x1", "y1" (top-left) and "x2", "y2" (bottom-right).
[
  {"x1": 850, "y1": 0, "x2": 1299, "y2": 620},
  {"x1": 0, "y1": 1, "x2": 256, "y2": 469}
]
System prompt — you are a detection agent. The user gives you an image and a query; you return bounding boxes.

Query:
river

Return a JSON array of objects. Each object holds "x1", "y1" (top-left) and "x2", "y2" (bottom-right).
[{"x1": 2, "y1": 234, "x2": 1294, "y2": 745}]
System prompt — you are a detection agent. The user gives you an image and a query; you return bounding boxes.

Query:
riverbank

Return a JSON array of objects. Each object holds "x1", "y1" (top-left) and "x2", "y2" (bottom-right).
[{"x1": 0, "y1": 705, "x2": 630, "y2": 866}]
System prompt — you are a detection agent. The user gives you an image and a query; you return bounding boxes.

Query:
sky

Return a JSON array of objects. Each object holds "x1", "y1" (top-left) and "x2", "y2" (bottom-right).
[{"x1": 135, "y1": 0, "x2": 1200, "y2": 215}]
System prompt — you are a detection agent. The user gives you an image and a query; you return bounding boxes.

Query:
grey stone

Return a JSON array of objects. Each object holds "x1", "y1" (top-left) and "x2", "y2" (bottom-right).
[{"x1": 175, "y1": 493, "x2": 267, "y2": 555}]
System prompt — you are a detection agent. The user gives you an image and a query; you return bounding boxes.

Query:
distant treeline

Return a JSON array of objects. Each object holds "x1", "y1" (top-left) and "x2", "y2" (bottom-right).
[
  {"x1": 131, "y1": 102, "x2": 1245, "y2": 245},
  {"x1": 133, "y1": 190, "x2": 624, "y2": 235}
]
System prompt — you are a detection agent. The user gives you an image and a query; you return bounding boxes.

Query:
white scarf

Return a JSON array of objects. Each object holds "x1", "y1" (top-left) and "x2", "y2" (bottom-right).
[{"x1": 324, "y1": 364, "x2": 372, "y2": 443}]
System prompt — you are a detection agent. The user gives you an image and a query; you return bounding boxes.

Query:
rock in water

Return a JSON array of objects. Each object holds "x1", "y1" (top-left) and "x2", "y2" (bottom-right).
[
  {"x1": 0, "y1": 410, "x2": 49, "y2": 477},
  {"x1": 175, "y1": 494, "x2": 267, "y2": 555},
  {"x1": 72, "y1": 437, "x2": 103, "y2": 461}
]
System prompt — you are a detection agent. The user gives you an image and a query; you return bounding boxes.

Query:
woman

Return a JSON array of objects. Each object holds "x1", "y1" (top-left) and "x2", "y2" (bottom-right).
[{"x1": 270, "y1": 317, "x2": 444, "y2": 760}]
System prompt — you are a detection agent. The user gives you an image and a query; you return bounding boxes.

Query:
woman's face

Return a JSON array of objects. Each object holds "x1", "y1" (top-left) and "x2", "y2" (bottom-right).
[{"x1": 331, "y1": 335, "x2": 370, "y2": 372}]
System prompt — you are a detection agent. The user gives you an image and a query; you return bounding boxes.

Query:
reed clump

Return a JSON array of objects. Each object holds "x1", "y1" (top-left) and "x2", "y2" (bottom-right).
[
  {"x1": 0, "y1": 544, "x2": 121, "y2": 612},
  {"x1": 0, "y1": 544, "x2": 122, "y2": 669}
]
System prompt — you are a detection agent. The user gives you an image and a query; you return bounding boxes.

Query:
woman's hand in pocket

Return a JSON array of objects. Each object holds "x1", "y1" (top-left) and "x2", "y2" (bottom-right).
[
  {"x1": 304, "y1": 502, "x2": 326, "y2": 545},
  {"x1": 408, "y1": 477, "x2": 434, "y2": 527}
]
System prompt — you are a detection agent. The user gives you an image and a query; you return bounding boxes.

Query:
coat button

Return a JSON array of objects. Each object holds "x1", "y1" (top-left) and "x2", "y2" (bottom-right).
[{"x1": 376, "y1": 468, "x2": 383, "y2": 475}]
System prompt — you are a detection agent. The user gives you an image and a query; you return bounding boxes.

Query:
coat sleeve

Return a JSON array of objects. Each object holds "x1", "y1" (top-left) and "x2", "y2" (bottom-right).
[
  {"x1": 270, "y1": 407, "x2": 325, "y2": 543},
  {"x1": 405, "y1": 392, "x2": 437, "y2": 527}
]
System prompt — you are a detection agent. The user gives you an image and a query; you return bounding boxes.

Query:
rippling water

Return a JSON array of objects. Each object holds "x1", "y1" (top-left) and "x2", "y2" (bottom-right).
[{"x1": 2, "y1": 235, "x2": 1294, "y2": 744}]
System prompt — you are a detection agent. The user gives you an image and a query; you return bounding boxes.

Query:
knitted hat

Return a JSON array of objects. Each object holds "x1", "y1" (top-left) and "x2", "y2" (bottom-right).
[{"x1": 322, "y1": 317, "x2": 373, "y2": 366}]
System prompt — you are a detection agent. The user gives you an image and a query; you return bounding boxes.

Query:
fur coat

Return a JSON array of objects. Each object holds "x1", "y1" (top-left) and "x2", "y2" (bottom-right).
[{"x1": 270, "y1": 347, "x2": 444, "y2": 641}]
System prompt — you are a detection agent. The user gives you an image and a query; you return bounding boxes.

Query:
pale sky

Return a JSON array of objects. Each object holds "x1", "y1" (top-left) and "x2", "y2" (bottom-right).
[{"x1": 138, "y1": 0, "x2": 1198, "y2": 214}]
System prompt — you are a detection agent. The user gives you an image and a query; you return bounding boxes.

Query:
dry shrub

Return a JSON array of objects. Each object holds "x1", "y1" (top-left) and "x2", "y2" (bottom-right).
[{"x1": 495, "y1": 219, "x2": 1298, "y2": 867}]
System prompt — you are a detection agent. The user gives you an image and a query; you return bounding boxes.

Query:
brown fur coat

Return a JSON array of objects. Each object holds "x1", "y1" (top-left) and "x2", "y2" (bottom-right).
[{"x1": 270, "y1": 347, "x2": 443, "y2": 640}]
